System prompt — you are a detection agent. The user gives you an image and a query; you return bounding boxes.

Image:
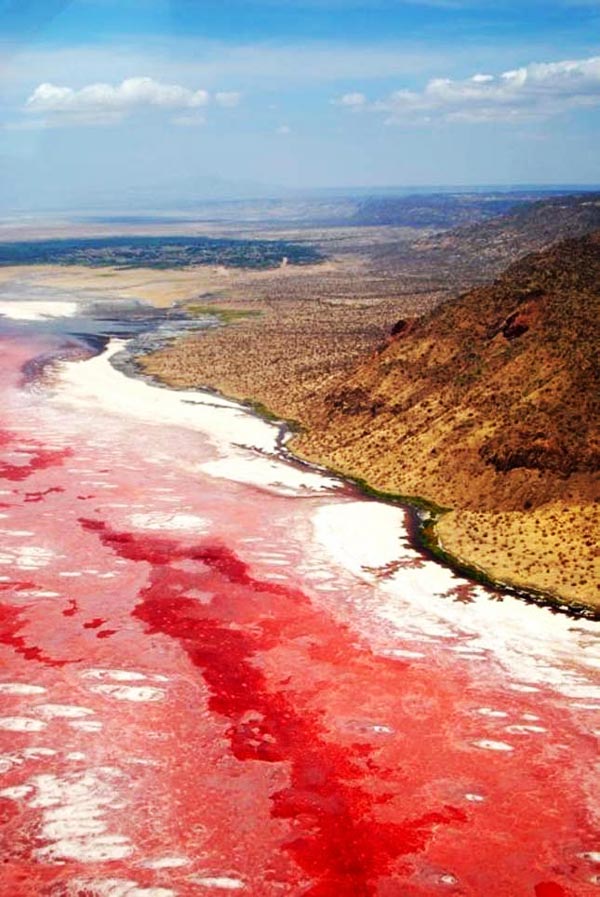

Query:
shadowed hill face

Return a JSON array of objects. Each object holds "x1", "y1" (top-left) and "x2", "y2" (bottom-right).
[
  {"x1": 457, "y1": 194, "x2": 600, "y2": 247},
  {"x1": 389, "y1": 194, "x2": 600, "y2": 289},
  {"x1": 301, "y1": 230, "x2": 600, "y2": 507}
]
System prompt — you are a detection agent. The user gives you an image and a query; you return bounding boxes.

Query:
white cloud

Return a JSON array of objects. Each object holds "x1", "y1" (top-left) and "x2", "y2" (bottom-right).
[
  {"x1": 336, "y1": 54, "x2": 600, "y2": 124},
  {"x1": 335, "y1": 92, "x2": 367, "y2": 107},
  {"x1": 0, "y1": 40, "x2": 447, "y2": 102},
  {"x1": 276, "y1": 124, "x2": 292, "y2": 134},
  {"x1": 24, "y1": 76, "x2": 215, "y2": 126}
]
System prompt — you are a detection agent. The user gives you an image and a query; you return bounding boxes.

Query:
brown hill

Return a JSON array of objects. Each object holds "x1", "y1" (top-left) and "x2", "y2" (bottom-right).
[{"x1": 296, "y1": 232, "x2": 600, "y2": 610}]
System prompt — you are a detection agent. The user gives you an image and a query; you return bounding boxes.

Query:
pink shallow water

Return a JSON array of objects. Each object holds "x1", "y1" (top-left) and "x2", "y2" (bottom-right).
[{"x1": 0, "y1": 332, "x2": 598, "y2": 897}]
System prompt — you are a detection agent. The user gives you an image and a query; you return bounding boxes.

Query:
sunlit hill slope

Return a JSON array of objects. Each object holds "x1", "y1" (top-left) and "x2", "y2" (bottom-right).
[{"x1": 297, "y1": 231, "x2": 600, "y2": 609}]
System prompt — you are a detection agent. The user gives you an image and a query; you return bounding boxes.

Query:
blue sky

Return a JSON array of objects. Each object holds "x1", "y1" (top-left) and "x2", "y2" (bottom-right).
[{"x1": 1, "y1": 0, "x2": 600, "y2": 210}]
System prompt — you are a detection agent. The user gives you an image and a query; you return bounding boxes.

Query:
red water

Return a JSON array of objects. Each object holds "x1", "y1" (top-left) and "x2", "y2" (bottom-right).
[{"x1": 0, "y1": 332, "x2": 598, "y2": 897}]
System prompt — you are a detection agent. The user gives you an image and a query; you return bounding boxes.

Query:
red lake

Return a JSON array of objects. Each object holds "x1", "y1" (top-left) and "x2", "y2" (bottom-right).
[{"x1": 0, "y1": 320, "x2": 598, "y2": 897}]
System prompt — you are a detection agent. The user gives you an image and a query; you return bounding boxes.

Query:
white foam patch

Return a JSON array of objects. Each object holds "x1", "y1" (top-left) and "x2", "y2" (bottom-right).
[
  {"x1": 0, "y1": 716, "x2": 46, "y2": 731},
  {"x1": 477, "y1": 708, "x2": 509, "y2": 719},
  {"x1": 142, "y1": 856, "x2": 190, "y2": 869},
  {"x1": 0, "y1": 683, "x2": 46, "y2": 696},
  {"x1": 37, "y1": 704, "x2": 95, "y2": 719},
  {"x1": 26, "y1": 769, "x2": 133, "y2": 863},
  {"x1": 130, "y1": 512, "x2": 209, "y2": 532},
  {"x1": 0, "y1": 300, "x2": 78, "y2": 320},
  {"x1": 189, "y1": 878, "x2": 245, "y2": 891},
  {"x1": 473, "y1": 740, "x2": 514, "y2": 752},
  {"x1": 23, "y1": 747, "x2": 57, "y2": 759},
  {"x1": 37, "y1": 834, "x2": 133, "y2": 863},
  {"x1": 11, "y1": 546, "x2": 55, "y2": 569},
  {"x1": 70, "y1": 720, "x2": 103, "y2": 733},
  {"x1": 89, "y1": 685, "x2": 165, "y2": 703},
  {"x1": 0, "y1": 784, "x2": 34, "y2": 800},
  {"x1": 0, "y1": 529, "x2": 34, "y2": 537},
  {"x1": 83, "y1": 669, "x2": 148, "y2": 682},
  {"x1": 68, "y1": 882, "x2": 175, "y2": 897},
  {"x1": 505, "y1": 724, "x2": 547, "y2": 734},
  {"x1": 25, "y1": 589, "x2": 60, "y2": 598}
]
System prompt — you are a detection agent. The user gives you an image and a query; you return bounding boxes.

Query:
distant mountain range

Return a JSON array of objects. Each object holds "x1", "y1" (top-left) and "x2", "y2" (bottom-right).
[{"x1": 2, "y1": 172, "x2": 598, "y2": 223}]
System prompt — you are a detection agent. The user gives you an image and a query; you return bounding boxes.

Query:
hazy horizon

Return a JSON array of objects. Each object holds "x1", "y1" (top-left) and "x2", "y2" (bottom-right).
[
  {"x1": 3, "y1": 182, "x2": 600, "y2": 219},
  {"x1": 2, "y1": 0, "x2": 600, "y2": 213}
]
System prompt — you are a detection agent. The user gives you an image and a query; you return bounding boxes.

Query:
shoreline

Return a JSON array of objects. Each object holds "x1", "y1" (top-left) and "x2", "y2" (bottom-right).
[
  {"x1": 127, "y1": 334, "x2": 600, "y2": 620},
  {"x1": 0, "y1": 262, "x2": 594, "y2": 619},
  {"x1": 282, "y1": 424, "x2": 600, "y2": 621},
  {"x1": 133, "y1": 283, "x2": 598, "y2": 616}
]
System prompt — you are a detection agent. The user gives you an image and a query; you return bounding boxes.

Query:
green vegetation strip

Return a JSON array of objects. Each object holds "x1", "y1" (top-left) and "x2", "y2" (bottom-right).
[
  {"x1": 186, "y1": 305, "x2": 263, "y2": 324},
  {"x1": 284, "y1": 438, "x2": 600, "y2": 621},
  {"x1": 0, "y1": 236, "x2": 323, "y2": 270}
]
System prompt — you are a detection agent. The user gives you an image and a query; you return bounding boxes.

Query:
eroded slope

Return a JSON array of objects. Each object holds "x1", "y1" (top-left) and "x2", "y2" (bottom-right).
[{"x1": 295, "y1": 233, "x2": 600, "y2": 607}]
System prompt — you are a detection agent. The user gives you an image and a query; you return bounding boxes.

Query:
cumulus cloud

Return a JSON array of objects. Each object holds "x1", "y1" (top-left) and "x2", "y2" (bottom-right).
[
  {"x1": 23, "y1": 77, "x2": 233, "y2": 126},
  {"x1": 335, "y1": 55, "x2": 600, "y2": 124}
]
